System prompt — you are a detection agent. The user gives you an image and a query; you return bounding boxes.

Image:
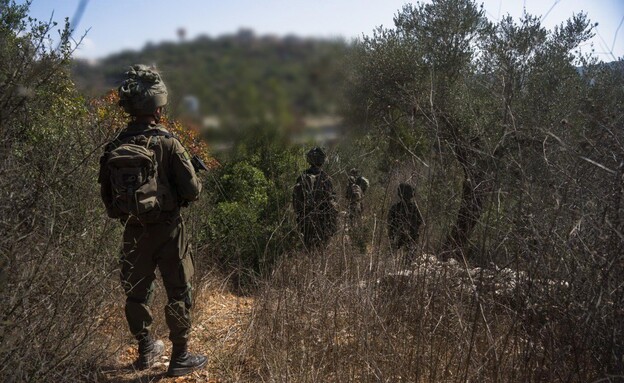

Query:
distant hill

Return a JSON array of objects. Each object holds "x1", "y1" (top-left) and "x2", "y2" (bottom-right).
[{"x1": 72, "y1": 30, "x2": 350, "y2": 119}]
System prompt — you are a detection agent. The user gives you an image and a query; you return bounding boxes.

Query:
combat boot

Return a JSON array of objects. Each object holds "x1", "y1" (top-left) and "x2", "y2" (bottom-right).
[
  {"x1": 166, "y1": 344, "x2": 207, "y2": 377},
  {"x1": 134, "y1": 336, "x2": 165, "y2": 370}
]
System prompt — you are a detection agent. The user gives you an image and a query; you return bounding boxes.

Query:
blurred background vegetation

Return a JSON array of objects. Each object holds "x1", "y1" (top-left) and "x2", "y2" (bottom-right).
[{"x1": 72, "y1": 32, "x2": 349, "y2": 150}]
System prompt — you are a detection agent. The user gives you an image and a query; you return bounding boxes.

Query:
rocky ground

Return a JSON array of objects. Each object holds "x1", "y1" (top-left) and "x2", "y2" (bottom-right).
[{"x1": 377, "y1": 253, "x2": 571, "y2": 314}]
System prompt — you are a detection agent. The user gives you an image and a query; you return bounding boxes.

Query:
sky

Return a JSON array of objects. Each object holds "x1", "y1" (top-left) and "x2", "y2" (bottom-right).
[{"x1": 23, "y1": 0, "x2": 624, "y2": 61}]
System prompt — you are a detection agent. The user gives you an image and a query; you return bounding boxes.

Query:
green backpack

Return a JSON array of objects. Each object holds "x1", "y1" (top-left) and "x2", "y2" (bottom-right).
[
  {"x1": 106, "y1": 132, "x2": 175, "y2": 222},
  {"x1": 293, "y1": 173, "x2": 320, "y2": 217}
]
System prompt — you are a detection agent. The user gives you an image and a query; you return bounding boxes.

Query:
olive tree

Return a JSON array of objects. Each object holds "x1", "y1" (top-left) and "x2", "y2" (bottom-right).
[{"x1": 348, "y1": 0, "x2": 594, "y2": 258}]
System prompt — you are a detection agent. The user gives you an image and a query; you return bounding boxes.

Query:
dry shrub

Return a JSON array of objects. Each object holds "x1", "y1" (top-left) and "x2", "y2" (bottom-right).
[
  {"x1": 243, "y1": 147, "x2": 622, "y2": 382},
  {"x1": 0, "y1": 102, "x2": 123, "y2": 381},
  {"x1": 0, "y1": 75, "x2": 216, "y2": 381},
  {"x1": 245, "y1": 241, "x2": 617, "y2": 382},
  {"x1": 0, "y1": 4, "x2": 127, "y2": 379}
]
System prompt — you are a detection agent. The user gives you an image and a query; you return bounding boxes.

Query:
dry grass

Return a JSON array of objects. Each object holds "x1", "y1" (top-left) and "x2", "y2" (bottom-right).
[
  {"x1": 98, "y1": 277, "x2": 255, "y2": 383},
  {"x1": 240, "y1": 232, "x2": 621, "y2": 383}
]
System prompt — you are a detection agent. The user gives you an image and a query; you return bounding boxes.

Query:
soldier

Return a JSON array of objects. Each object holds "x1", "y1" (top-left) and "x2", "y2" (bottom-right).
[
  {"x1": 292, "y1": 147, "x2": 338, "y2": 250},
  {"x1": 388, "y1": 183, "x2": 424, "y2": 263},
  {"x1": 345, "y1": 168, "x2": 369, "y2": 228},
  {"x1": 98, "y1": 65, "x2": 207, "y2": 377}
]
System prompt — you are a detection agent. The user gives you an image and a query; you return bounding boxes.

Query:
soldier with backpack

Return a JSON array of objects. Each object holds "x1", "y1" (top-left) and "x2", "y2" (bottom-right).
[
  {"x1": 388, "y1": 183, "x2": 424, "y2": 264},
  {"x1": 345, "y1": 168, "x2": 369, "y2": 228},
  {"x1": 292, "y1": 147, "x2": 338, "y2": 250},
  {"x1": 98, "y1": 65, "x2": 207, "y2": 377}
]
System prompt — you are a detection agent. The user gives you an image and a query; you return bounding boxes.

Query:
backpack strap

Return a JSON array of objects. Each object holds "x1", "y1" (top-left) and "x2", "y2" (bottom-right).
[
  {"x1": 116, "y1": 127, "x2": 174, "y2": 142},
  {"x1": 108, "y1": 127, "x2": 176, "y2": 152}
]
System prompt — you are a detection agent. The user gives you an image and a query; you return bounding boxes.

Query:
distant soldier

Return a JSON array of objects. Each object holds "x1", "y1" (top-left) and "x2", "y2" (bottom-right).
[
  {"x1": 345, "y1": 168, "x2": 369, "y2": 228},
  {"x1": 98, "y1": 65, "x2": 207, "y2": 377},
  {"x1": 388, "y1": 183, "x2": 424, "y2": 261},
  {"x1": 293, "y1": 147, "x2": 338, "y2": 250}
]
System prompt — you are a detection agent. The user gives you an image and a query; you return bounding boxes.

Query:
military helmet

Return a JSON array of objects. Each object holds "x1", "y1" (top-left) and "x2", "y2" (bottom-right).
[
  {"x1": 348, "y1": 168, "x2": 360, "y2": 177},
  {"x1": 118, "y1": 64, "x2": 168, "y2": 115},
  {"x1": 306, "y1": 147, "x2": 326, "y2": 167},
  {"x1": 398, "y1": 183, "x2": 414, "y2": 200}
]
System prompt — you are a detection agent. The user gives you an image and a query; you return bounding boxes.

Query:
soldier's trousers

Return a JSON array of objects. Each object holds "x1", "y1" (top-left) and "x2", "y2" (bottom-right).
[
  {"x1": 347, "y1": 202, "x2": 363, "y2": 227},
  {"x1": 299, "y1": 217, "x2": 331, "y2": 250},
  {"x1": 119, "y1": 216, "x2": 194, "y2": 346}
]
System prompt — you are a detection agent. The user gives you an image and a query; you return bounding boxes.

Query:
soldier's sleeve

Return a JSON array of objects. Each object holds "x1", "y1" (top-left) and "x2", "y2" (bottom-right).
[
  {"x1": 323, "y1": 172, "x2": 337, "y2": 202},
  {"x1": 326, "y1": 174, "x2": 339, "y2": 215},
  {"x1": 98, "y1": 147, "x2": 114, "y2": 216},
  {"x1": 410, "y1": 203, "x2": 423, "y2": 238},
  {"x1": 414, "y1": 203, "x2": 424, "y2": 227},
  {"x1": 388, "y1": 204, "x2": 398, "y2": 241},
  {"x1": 169, "y1": 139, "x2": 202, "y2": 203}
]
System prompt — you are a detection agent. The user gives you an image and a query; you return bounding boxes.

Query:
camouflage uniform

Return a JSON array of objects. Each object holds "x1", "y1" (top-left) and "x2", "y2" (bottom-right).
[
  {"x1": 99, "y1": 65, "x2": 206, "y2": 376},
  {"x1": 388, "y1": 184, "x2": 423, "y2": 260},
  {"x1": 99, "y1": 122, "x2": 201, "y2": 346},
  {"x1": 346, "y1": 169, "x2": 367, "y2": 227},
  {"x1": 347, "y1": 178, "x2": 362, "y2": 221},
  {"x1": 293, "y1": 148, "x2": 338, "y2": 250}
]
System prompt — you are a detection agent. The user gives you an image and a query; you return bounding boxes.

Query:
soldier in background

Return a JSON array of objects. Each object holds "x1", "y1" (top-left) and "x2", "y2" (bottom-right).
[
  {"x1": 293, "y1": 147, "x2": 338, "y2": 250},
  {"x1": 345, "y1": 168, "x2": 369, "y2": 229},
  {"x1": 388, "y1": 183, "x2": 424, "y2": 263},
  {"x1": 98, "y1": 65, "x2": 206, "y2": 377}
]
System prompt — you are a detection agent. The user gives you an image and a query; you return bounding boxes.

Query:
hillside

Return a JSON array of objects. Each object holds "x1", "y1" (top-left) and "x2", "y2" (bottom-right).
[{"x1": 72, "y1": 30, "x2": 350, "y2": 119}]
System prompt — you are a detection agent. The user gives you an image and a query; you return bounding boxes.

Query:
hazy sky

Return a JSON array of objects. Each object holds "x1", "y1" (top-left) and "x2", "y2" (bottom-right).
[{"x1": 25, "y1": 0, "x2": 624, "y2": 61}]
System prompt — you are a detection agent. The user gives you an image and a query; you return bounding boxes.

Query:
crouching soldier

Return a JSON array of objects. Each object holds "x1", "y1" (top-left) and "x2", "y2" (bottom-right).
[
  {"x1": 98, "y1": 65, "x2": 207, "y2": 377},
  {"x1": 293, "y1": 147, "x2": 338, "y2": 250},
  {"x1": 388, "y1": 183, "x2": 424, "y2": 264}
]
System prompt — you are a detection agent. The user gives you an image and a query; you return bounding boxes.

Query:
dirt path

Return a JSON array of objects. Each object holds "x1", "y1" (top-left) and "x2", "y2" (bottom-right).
[{"x1": 100, "y1": 285, "x2": 255, "y2": 383}]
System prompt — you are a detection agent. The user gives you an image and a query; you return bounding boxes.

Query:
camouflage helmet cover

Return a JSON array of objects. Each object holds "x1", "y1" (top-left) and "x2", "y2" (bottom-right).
[
  {"x1": 306, "y1": 147, "x2": 326, "y2": 167},
  {"x1": 398, "y1": 183, "x2": 414, "y2": 200},
  {"x1": 348, "y1": 168, "x2": 360, "y2": 177},
  {"x1": 118, "y1": 64, "x2": 168, "y2": 115}
]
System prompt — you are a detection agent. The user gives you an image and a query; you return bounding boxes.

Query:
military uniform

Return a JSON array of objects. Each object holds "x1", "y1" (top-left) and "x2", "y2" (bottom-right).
[
  {"x1": 294, "y1": 168, "x2": 338, "y2": 249},
  {"x1": 99, "y1": 65, "x2": 206, "y2": 376},
  {"x1": 388, "y1": 184, "x2": 423, "y2": 259},
  {"x1": 345, "y1": 176, "x2": 364, "y2": 227},
  {"x1": 99, "y1": 122, "x2": 201, "y2": 346},
  {"x1": 293, "y1": 148, "x2": 338, "y2": 250}
]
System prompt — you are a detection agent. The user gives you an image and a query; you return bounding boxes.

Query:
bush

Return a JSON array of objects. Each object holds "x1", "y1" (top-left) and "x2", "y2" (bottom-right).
[
  {"x1": 203, "y1": 122, "x2": 303, "y2": 288},
  {"x1": 0, "y1": 3, "x2": 124, "y2": 380},
  {"x1": 207, "y1": 161, "x2": 269, "y2": 271}
]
